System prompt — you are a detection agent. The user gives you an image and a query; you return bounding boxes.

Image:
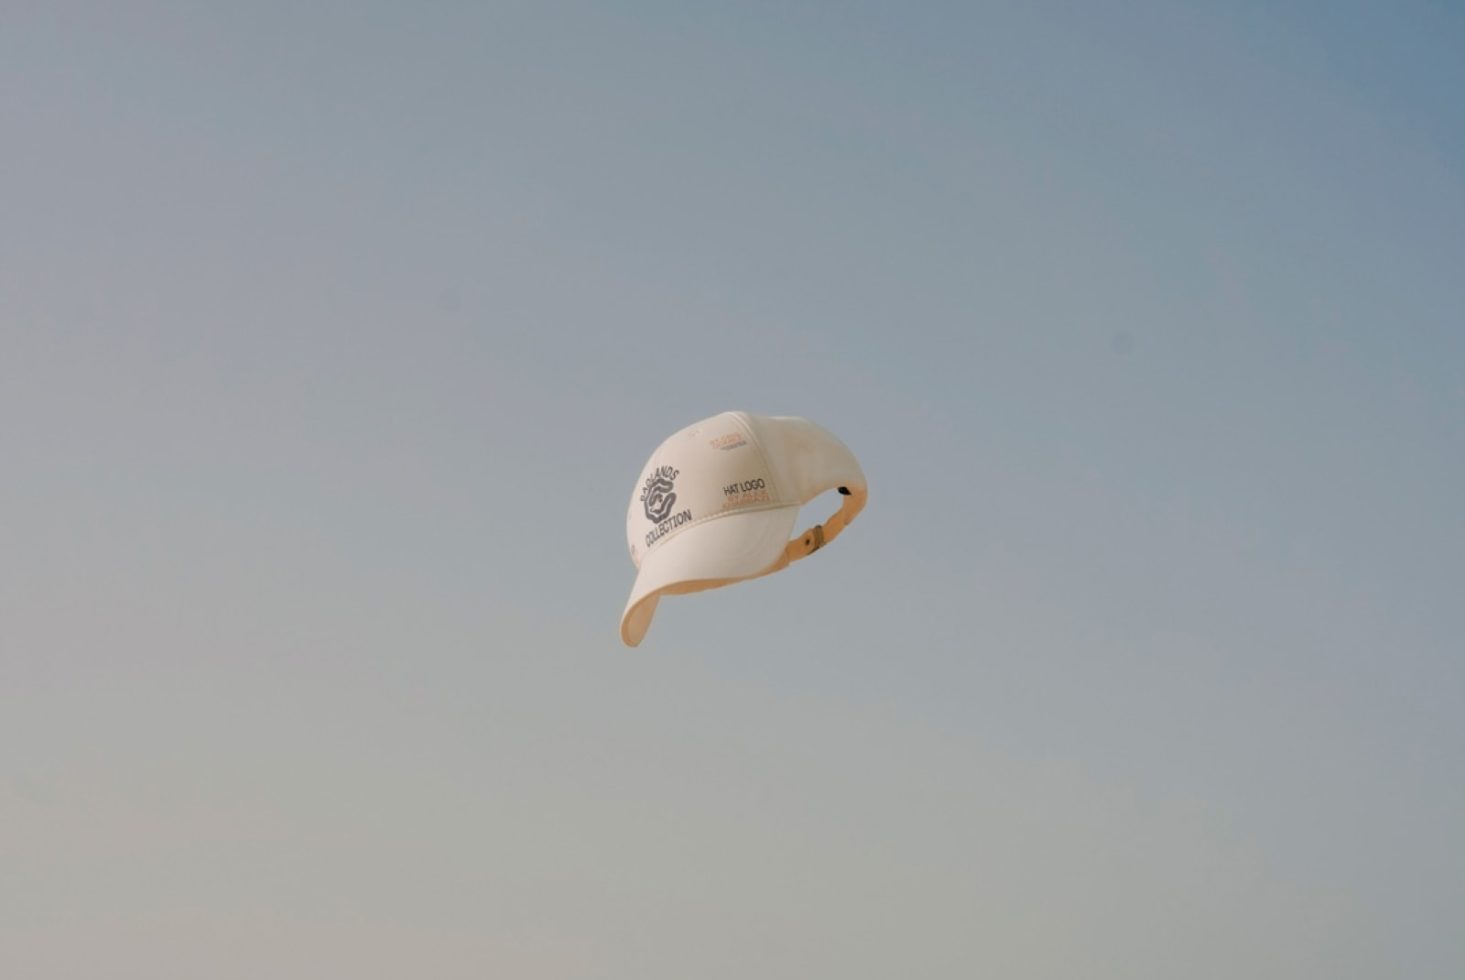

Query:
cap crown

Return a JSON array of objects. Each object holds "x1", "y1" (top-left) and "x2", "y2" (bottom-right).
[{"x1": 625, "y1": 412, "x2": 789, "y2": 568}]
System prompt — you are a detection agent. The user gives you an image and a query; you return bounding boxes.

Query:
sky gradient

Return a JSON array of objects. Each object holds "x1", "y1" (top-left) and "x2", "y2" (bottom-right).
[{"x1": 3, "y1": 3, "x2": 1464, "y2": 977}]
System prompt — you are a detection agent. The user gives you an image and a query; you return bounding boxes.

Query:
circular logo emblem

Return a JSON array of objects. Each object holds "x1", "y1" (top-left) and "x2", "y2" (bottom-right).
[{"x1": 640, "y1": 465, "x2": 679, "y2": 523}]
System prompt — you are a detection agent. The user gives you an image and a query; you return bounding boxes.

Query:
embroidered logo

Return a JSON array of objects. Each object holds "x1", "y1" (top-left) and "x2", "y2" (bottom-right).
[
  {"x1": 709, "y1": 432, "x2": 748, "y2": 451},
  {"x1": 640, "y1": 465, "x2": 680, "y2": 523},
  {"x1": 641, "y1": 464, "x2": 694, "y2": 547}
]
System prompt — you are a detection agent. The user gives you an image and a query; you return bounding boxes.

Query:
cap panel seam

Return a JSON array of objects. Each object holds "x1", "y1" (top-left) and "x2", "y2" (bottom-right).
[
  {"x1": 728, "y1": 412, "x2": 792, "y2": 505},
  {"x1": 640, "y1": 500, "x2": 798, "y2": 553}
]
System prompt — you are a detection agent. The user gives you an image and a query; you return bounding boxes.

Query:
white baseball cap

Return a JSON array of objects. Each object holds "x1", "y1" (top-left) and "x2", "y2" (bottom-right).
[{"x1": 621, "y1": 411, "x2": 868, "y2": 646}]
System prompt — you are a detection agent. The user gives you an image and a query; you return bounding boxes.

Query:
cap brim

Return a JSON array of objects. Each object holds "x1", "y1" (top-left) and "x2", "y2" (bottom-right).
[{"x1": 620, "y1": 504, "x2": 801, "y2": 646}]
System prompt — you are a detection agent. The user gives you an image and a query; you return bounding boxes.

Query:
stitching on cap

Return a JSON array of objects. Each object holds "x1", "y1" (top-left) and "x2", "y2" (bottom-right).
[
  {"x1": 642, "y1": 499, "x2": 796, "y2": 553},
  {"x1": 728, "y1": 412, "x2": 786, "y2": 503}
]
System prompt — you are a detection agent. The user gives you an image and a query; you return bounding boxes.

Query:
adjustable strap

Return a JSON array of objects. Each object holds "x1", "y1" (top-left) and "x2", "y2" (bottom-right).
[{"x1": 780, "y1": 485, "x2": 866, "y2": 568}]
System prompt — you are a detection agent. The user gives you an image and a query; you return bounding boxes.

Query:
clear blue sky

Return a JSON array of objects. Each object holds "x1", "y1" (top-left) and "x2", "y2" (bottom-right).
[{"x1": 3, "y1": 3, "x2": 1462, "y2": 977}]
